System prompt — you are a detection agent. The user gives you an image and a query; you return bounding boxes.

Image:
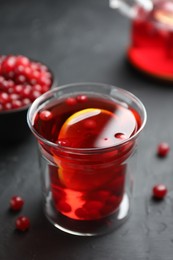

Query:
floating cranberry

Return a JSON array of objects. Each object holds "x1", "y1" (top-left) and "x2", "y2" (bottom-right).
[
  {"x1": 65, "y1": 97, "x2": 77, "y2": 106},
  {"x1": 76, "y1": 95, "x2": 88, "y2": 102},
  {"x1": 75, "y1": 208, "x2": 88, "y2": 219},
  {"x1": 15, "y1": 216, "x2": 30, "y2": 231},
  {"x1": 84, "y1": 200, "x2": 103, "y2": 211},
  {"x1": 57, "y1": 201, "x2": 72, "y2": 213},
  {"x1": 76, "y1": 200, "x2": 104, "y2": 220},
  {"x1": 101, "y1": 204, "x2": 116, "y2": 216},
  {"x1": 10, "y1": 196, "x2": 24, "y2": 211},
  {"x1": 87, "y1": 209, "x2": 101, "y2": 219},
  {"x1": 157, "y1": 142, "x2": 170, "y2": 157},
  {"x1": 152, "y1": 184, "x2": 168, "y2": 199},
  {"x1": 107, "y1": 195, "x2": 119, "y2": 205},
  {"x1": 39, "y1": 110, "x2": 53, "y2": 121},
  {"x1": 89, "y1": 190, "x2": 110, "y2": 202}
]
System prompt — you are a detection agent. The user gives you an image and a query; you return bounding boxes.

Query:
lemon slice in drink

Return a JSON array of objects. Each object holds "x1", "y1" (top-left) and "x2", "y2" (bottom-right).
[
  {"x1": 58, "y1": 108, "x2": 117, "y2": 148},
  {"x1": 58, "y1": 107, "x2": 137, "y2": 148}
]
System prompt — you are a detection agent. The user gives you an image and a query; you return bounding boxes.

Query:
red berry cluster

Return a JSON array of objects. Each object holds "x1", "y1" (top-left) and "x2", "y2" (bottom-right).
[
  {"x1": 9, "y1": 195, "x2": 30, "y2": 232},
  {"x1": 0, "y1": 55, "x2": 53, "y2": 111}
]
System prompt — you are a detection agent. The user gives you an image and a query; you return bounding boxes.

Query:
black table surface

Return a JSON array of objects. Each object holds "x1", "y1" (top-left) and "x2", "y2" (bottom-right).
[{"x1": 1, "y1": 0, "x2": 173, "y2": 259}]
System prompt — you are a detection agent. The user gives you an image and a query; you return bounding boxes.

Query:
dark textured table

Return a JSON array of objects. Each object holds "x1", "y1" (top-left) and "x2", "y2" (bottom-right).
[{"x1": 1, "y1": 0, "x2": 173, "y2": 259}]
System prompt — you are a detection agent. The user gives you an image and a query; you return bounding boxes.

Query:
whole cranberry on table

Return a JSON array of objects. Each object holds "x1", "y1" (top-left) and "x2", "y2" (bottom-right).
[
  {"x1": 15, "y1": 216, "x2": 30, "y2": 231},
  {"x1": 152, "y1": 184, "x2": 168, "y2": 200},
  {"x1": 0, "y1": 55, "x2": 53, "y2": 112},
  {"x1": 157, "y1": 142, "x2": 170, "y2": 157},
  {"x1": 10, "y1": 196, "x2": 24, "y2": 211}
]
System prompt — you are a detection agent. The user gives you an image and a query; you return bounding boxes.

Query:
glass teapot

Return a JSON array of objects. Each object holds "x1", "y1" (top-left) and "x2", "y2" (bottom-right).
[{"x1": 109, "y1": 0, "x2": 173, "y2": 81}]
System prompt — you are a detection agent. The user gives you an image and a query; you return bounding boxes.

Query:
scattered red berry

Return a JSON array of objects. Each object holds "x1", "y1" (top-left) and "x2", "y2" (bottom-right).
[
  {"x1": 152, "y1": 184, "x2": 168, "y2": 200},
  {"x1": 157, "y1": 142, "x2": 170, "y2": 157},
  {"x1": 10, "y1": 196, "x2": 24, "y2": 211},
  {"x1": 15, "y1": 216, "x2": 30, "y2": 231},
  {"x1": 0, "y1": 54, "x2": 53, "y2": 111}
]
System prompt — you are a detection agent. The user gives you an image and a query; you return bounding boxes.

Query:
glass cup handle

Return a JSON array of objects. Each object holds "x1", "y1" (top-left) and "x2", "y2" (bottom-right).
[{"x1": 109, "y1": 0, "x2": 153, "y2": 18}]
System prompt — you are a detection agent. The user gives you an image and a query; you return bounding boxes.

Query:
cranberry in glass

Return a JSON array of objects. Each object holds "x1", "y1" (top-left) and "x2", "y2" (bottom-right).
[{"x1": 39, "y1": 110, "x2": 53, "y2": 121}]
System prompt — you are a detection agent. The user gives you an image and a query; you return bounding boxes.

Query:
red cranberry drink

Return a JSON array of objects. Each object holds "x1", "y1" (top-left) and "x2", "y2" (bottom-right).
[
  {"x1": 34, "y1": 94, "x2": 140, "y2": 220},
  {"x1": 128, "y1": 0, "x2": 173, "y2": 80},
  {"x1": 27, "y1": 83, "x2": 146, "y2": 235}
]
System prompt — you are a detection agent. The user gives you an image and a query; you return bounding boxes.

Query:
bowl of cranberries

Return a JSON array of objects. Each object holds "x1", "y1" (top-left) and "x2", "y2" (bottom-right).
[{"x1": 0, "y1": 54, "x2": 54, "y2": 143}]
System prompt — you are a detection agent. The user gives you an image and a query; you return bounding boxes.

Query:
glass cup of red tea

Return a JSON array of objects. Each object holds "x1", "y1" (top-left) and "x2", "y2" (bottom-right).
[{"x1": 27, "y1": 82, "x2": 147, "y2": 236}]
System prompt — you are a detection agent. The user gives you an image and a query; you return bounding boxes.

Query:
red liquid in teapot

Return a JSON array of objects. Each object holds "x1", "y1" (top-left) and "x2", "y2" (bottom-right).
[
  {"x1": 33, "y1": 94, "x2": 141, "y2": 220},
  {"x1": 129, "y1": 0, "x2": 173, "y2": 79}
]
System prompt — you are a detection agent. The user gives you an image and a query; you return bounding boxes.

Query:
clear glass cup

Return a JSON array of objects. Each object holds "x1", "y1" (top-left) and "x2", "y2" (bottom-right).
[{"x1": 27, "y1": 82, "x2": 147, "y2": 236}]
